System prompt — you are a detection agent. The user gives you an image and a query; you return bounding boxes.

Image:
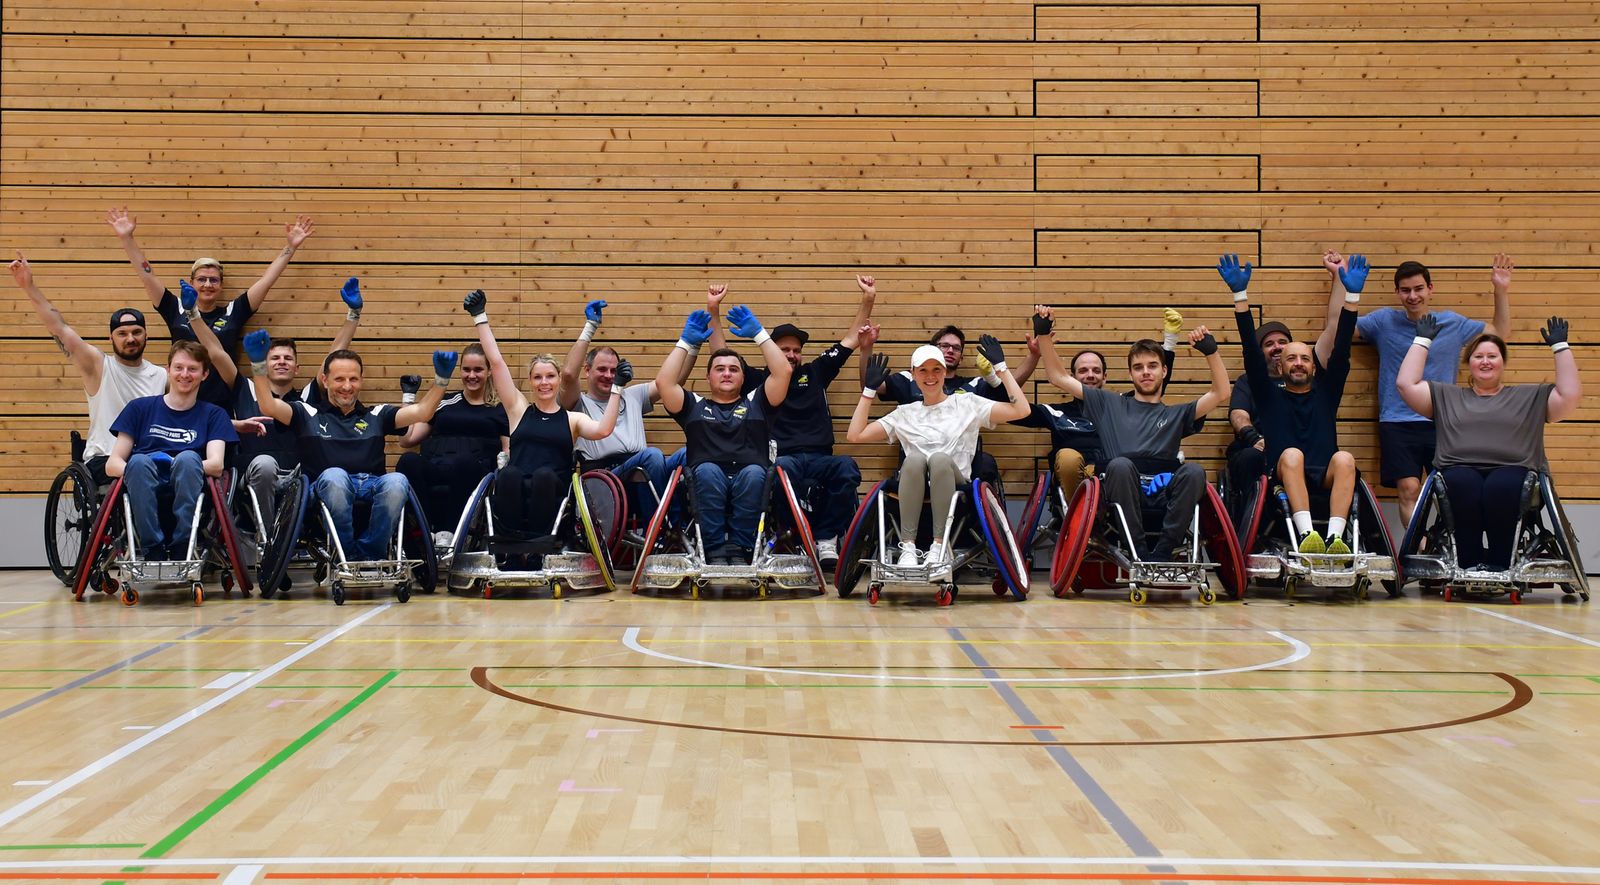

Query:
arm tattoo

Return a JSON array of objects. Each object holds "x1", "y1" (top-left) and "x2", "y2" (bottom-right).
[
  {"x1": 140, "y1": 261, "x2": 151, "y2": 274},
  {"x1": 279, "y1": 247, "x2": 294, "y2": 259},
  {"x1": 52, "y1": 335, "x2": 68, "y2": 356}
]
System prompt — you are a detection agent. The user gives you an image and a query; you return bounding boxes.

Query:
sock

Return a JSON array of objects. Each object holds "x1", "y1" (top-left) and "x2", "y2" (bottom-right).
[
  {"x1": 1326, "y1": 516, "x2": 1347, "y2": 540},
  {"x1": 1292, "y1": 510, "x2": 1313, "y2": 537}
]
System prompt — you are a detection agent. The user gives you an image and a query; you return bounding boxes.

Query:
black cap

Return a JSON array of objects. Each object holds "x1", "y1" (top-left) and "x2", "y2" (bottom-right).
[
  {"x1": 1255, "y1": 321, "x2": 1292, "y2": 348},
  {"x1": 109, "y1": 307, "x2": 146, "y2": 333},
  {"x1": 769, "y1": 323, "x2": 809, "y2": 345}
]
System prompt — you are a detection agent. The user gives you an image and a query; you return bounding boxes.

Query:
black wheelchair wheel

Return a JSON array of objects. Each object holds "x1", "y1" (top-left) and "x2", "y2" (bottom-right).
[{"x1": 45, "y1": 463, "x2": 98, "y2": 587}]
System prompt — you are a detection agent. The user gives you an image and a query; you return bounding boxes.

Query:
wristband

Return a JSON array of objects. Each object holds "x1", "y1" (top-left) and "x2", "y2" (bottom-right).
[
  {"x1": 433, "y1": 374, "x2": 450, "y2": 388},
  {"x1": 347, "y1": 307, "x2": 362, "y2": 321},
  {"x1": 1231, "y1": 289, "x2": 1248, "y2": 303},
  {"x1": 753, "y1": 329, "x2": 771, "y2": 346},
  {"x1": 250, "y1": 358, "x2": 268, "y2": 375},
  {"x1": 983, "y1": 371, "x2": 1001, "y2": 387},
  {"x1": 401, "y1": 391, "x2": 417, "y2": 404},
  {"x1": 185, "y1": 306, "x2": 202, "y2": 322},
  {"x1": 674, "y1": 338, "x2": 695, "y2": 353},
  {"x1": 1551, "y1": 341, "x2": 1571, "y2": 354},
  {"x1": 991, "y1": 362, "x2": 1009, "y2": 376},
  {"x1": 861, "y1": 387, "x2": 877, "y2": 399},
  {"x1": 1343, "y1": 291, "x2": 1361, "y2": 304},
  {"x1": 1412, "y1": 336, "x2": 1433, "y2": 349},
  {"x1": 579, "y1": 320, "x2": 598, "y2": 343},
  {"x1": 471, "y1": 312, "x2": 487, "y2": 326},
  {"x1": 1162, "y1": 332, "x2": 1179, "y2": 351}
]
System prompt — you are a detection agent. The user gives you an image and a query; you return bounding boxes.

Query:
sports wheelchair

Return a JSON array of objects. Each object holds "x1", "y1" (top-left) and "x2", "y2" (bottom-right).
[
  {"x1": 253, "y1": 471, "x2": 437, "y2": 604},
  {"x1": 1235, "y1": 474, "x2": 1398, "y2": 601},
  {"x1": 444, "y1": 469, "x2": 622, "y2": 598},
  {"x1": 629, "y1": 463, "x2": 825, "y2": 598},
  {"x1": 70, "y1": 472, "x2": 252, "y2": 606},
  {"x1": 45, "y1": 431, "x2": 104, "y2": 586},
  {"x1": 1048, "y1": 473, "x2": 1245, "y2": 605},
  {"x1": 1399, "y1": 470, "x2": 1589, "y2": 604},
  {"x1": 833, "y1": 474, "x2": 1028, "y2": 606}
]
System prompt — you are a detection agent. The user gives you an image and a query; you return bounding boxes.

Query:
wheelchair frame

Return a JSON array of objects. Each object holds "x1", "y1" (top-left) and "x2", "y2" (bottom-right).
[
  {"x1": 444, "y1": 470, "x2": 619, "y2": 598},
  {"x1": 1239, "y1": 475, "x2": 1399, "y2": 600}
]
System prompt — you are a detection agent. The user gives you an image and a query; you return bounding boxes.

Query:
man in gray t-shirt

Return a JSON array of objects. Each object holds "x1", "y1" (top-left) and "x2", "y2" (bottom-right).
[
  {"x1": 1039, "y1": 326, "x2": 1231, "y2": 562},
  {"x1": 558, "y1": 296, "x2": 701, "y2": 523}
]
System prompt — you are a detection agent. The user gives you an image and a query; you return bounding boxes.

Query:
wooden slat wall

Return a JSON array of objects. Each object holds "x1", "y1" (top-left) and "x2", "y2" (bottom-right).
[{"x1": 2, "y1": 1, "x2": 1597, "y2": 499}]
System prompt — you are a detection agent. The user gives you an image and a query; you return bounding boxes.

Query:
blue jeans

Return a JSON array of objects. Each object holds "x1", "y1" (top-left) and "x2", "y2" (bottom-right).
[
  {"x1": 314, "y1": 468, "x2": 411, "y2": 561},
  {"x1": 691, "y1": 462, "x2": 765, "y2": 551},
  {"x1": 124, "y1": 450, "x2": 206, "y2": 558},
  {"x1": 776, "y1": 452, "x2": 860, "y2": 540},
  {"x1": 611, "y1": 446, "x2": 686, "y2": 526}
]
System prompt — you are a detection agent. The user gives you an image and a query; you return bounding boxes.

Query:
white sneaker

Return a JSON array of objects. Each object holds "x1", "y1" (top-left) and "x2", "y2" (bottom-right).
[
  {"x1": 896, "y1": 542, "x2": 921, "y2": 568},
  {"x1": 432, "y1": 530, "x2": 454, "y2": 549},
  {"x1": 926, "y1": 541, "x2": 949, "y2": 566},
  {"x1": 815, "y1": 537, "x2": 839, "y2": 566}
]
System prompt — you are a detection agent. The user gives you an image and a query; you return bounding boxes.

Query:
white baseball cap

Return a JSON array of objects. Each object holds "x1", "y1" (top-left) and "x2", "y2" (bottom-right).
[{"x1": 910, "y1": 344, "x2": 944, "y2": 368}]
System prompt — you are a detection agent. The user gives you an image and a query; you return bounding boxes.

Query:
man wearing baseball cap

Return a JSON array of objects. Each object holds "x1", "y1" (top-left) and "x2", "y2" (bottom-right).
[{"x1": 11, "y1": 252, "x2": 166, "y2": 485}]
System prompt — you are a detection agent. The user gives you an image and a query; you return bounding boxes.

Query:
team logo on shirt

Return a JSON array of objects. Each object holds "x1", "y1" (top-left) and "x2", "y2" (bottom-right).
[
  {"x1": 148, "y1": 424, "x2": 198, "y2": 445},
  {"x1": 355, "y1": 419, "x2": 369, "y2": 432},
  {"x1": 211, "y1": 318, "x2": 227, "y2": 332},
  {"x1": 732, "y1": 405, "x2": 748, "y2": 418},
  {"x1": 797, "y1": 373, "x2": 809, "y2": 386}
]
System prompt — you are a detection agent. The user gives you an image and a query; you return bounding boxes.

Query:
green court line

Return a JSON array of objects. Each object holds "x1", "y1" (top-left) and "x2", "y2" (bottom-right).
[
  {"x1": 135, "y1": 669, "x2": 397, "y2": 861},
  {"x1": 0, "y1": 842, "x2": 144, "y2": 851}
]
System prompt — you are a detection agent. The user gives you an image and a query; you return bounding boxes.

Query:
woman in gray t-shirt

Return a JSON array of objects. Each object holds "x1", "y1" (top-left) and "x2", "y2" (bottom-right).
[{"x1": 1396, "y1": 315, "x2": 1581, "y2": 570}]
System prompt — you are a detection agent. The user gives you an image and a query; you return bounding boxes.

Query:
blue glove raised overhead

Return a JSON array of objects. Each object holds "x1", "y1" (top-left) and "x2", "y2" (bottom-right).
[
  {"x1": 679, "y1": 309, "x2": 713, "y2": 347},
  {"x1": 179, "y1": 280, "x2": 200, "y2": 318},
  {"x1": 340, "y1": 277, "x2": 363, "y2": 319},
  {"x1": 243, "y1": 329, "x2": 272, "y2": 370},
  {"x1": 1142, "y1": 472, "x2": 1173, "y2": 496},
  {"x1": 1339, "y1": 254, "x2": 1370, "y2": 295},
  {"x1": 432, "y1": 350, "x2": 459, "y2": 386},
  {"x1": 584, "y1": 299, "x2": 607, "y2": 323},
  {"x1": 1216, "y1": 253, "x2": 1253, "y2": 296},
  {"x1": 727, "y1": 304, "x2": 766, "y2": 340}
]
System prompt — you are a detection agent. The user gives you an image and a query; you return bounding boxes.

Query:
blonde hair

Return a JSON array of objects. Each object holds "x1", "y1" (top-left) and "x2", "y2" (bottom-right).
[{"x1": 190, "y1": 258, "x2": 223, "y2": 278}]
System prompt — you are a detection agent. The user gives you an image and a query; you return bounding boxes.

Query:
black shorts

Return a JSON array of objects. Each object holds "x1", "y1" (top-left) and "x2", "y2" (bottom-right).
[{"x1": 1377, "y1": 421, "x2": 1436, "y2": 487}]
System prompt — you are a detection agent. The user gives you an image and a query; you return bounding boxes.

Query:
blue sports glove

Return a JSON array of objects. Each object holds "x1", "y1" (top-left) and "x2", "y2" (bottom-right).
[
  {"x1": 340, "y1": 277, "x2": 362, "y2": 318},
  {"x1": 243, "y1": 329, "x2": 272, "y2": 369},
  {"x1": 1216, "y1": 254, "x2": 1253, "y2": 295},
  {"x1": 1143, "y1": 473, "x2": 1173, "y2": 496},
  {"x1": 1339, "y1": 254, "x2": 1370, "y2": 295},
  {"x1": 179, "y1": 280, "x2": 199, "y2": 317},
  {"x1": 680, "y1": 310, "x2": 714, "y2": 346},
  {"x1": 727, "y1": 304, "x2": 766, "y2": 339},
  {"x1": 432, "y1": 350, "x2": 459, "y2": 386},
  {"x1": 149, "y1": 451, "x2": 174, "y2": 468},
  {"x1": 584, "y1": 299, "x2": 607, "y2": 323}
]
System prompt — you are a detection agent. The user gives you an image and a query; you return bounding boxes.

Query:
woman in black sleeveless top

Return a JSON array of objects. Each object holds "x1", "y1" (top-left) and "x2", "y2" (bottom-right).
[
  {"x1": 395, "y1": 342, "x2": 510, "y2": 535},
  {"x1": 466, "y1": 290, "x2": 621, "y2": 536}
]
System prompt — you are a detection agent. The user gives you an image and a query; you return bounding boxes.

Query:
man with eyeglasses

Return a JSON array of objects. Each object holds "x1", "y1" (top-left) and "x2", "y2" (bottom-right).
[{"x1": 107, "y1": 206, "x2": 315, "y2": 413}]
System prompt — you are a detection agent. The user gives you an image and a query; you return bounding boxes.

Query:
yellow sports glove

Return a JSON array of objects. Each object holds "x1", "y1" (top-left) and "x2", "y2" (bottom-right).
[
  {"x1": 974, "y1": 352, "x2": 994, "y2": 377},
  {"x1": 1163, "y1": 308, "x2": 1184, "y2": 337}
]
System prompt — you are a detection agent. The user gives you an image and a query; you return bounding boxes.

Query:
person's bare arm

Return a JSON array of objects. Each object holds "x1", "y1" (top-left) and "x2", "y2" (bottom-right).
[
  {"x1": 106, "y1": 433, "x2": 134, "y2": 478},
  {"x1": 332, "y1": 276, "x2": 362, "y2": 353},
  {"x1": 1485, "y1": 253, "x2": 1513, "y2": 338},
  {"x1": 11, "y1": 252, "x2": 103, "y2": 386},
  {"x1": 560, "y1": 298, "x2": 607, "y2": 409},
  {"x1": 202, "y1": 439, "x2": 227, "y2": 477},
  {"x1": 657, "y1": 310, "x2": 712, "y2": 415},
  {"x1": 838, "y1": 274, "x2": 877, "y2": 350},
  {"x1": 705, "y1": 284, "x2": 729, "y2": 354},
  {"x1": 1037, "y1": 330, "x2": 1082, "y2": 399},
  {"x1": 1395, "y1": 314, "x2": 1438, "y2": 419},
  {"x1": 846, "y1": 353, "x2": 891, "y2": 445},
  {"x1": 726, "y1": 305, "x2": 792, "y2": 406},
  {"x1": 974, "y1": 334, "x2": 1030, "y2": 422},
  {"x1": 856, "y1": 321, "x2": 881, "y2": 391},
  {"x1": 1189, "y1": 327, "x2": 1230, "y2": 418},
  {"x1": 1318, "y1": 248, "x2": 1348, "y2": 356},
  {"x1": 187, "y1": 298, "x2": 237, "y2": 387},
  {"x1": 573, "y1": 387, "x2": 623, "y2": 441},
  {"x1": 464, "y1": 290, "x2": 528, "y2": 426},
  {"x1": 243, "y1": 215, "x2": 315, "y2": 311},
  {"x1": 106, "y1": 207, "x2": 167, "y2": 305},
  {"x1": 243, "y1": 331, "x2": 295, "y2": 425},
  {"x1": 399, "y1": 422, "x2": 432, "y2": 448},
  {"x1": 1542, "y1": 316, "x2": 1582, "y2": 423}
]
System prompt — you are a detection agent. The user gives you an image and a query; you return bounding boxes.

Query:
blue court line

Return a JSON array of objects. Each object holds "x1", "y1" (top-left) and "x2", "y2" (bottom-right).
[
  {"x1": 947, "y1": 626, "x2": 1175, "y2": 873},
  {"x1": 0, "y1": 625, "x2": 214, "y2": 722}
]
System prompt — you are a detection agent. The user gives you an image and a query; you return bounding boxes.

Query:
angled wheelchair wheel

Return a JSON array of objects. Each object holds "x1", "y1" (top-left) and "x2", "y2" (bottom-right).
[
  {"x1": 1398, "y1": 472, "x2": 1454, "y2": 589},
  {"x1": 1238, "y1": 476, "x2": 1270, "y2": 554},
  {"x1": 630, "y1": 465, "x2": 683, "y2": 593},
  {"x1": 973, "y1": 479, "x2": 1028, "y2": 599},
  {"x1": 1014, "y1": 471, "x2": 1053, "y2": 566},
  {"x1": 581, "y1": 469, "x2": 628, "y2": 556},
  {"x1": 1199, "y1": 483, "x2": 1247, "y2": 600},
  {"x1": 1050, "y1": 477, "x2": 1100, "y2": 597},
  {"x1": 45, "y1": 463, "x2": 99, "y2": 587},
  {"x1": 1354, "y1": 478, "x2": 1403, "y2": 596},
  {"x1": 402, "y1": 483, "x2": 438, "y2": 594},
  {"x1": 71, "y1": 477, "x2": 127, "y2": 602},
  {"x1": 204, "y1": 476, "x2": 254, "y2": 597},
  {"x1": 775, "y1": 466, "x2": 826, "y2": 588},
  {"x1": 573, "y1": 471, "x2": 617, "y2": 592},
  {"x1": 834, "y1": 478, "x2": 888, "y2": 598},
  {"x1": 257, "y1": 472, "x2": 310, "y2": 599},
  {"x1": 1540, "y1": 473, "x2": 1590, "y2": 601}
]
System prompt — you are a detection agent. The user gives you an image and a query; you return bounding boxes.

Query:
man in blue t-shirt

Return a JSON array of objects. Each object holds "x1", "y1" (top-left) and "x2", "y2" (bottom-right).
[
  {"x1": 1352, "y1": 255, "x2": 1512, "y2": 523},
  {"x1": 107, "y1": 341, "x2": 239, "y2": 559}
]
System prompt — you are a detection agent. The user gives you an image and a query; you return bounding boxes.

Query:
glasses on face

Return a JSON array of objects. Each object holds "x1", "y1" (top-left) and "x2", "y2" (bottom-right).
[
  {"x1": 193, "y1": 276, "x2": 222, "y2": 285},
  {"x1": 937, "y1": 342, "x2": 963, "y2": 352}
]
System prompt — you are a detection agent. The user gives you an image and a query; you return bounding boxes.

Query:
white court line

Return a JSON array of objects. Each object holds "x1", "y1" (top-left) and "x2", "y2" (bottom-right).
[
  {"x1": 0, "y1": 604, "x2": 390, "y2": 832},
  {"x1": 621, "y1": 626, "x2": 1310, "y2": 683},
  {"x1": 201, "y1": 671, "x2": 256, "y2": 690},
  {"x1": 1469, "y1": 606, "x2": 1600, "y2": 649},
  {"x1": 0, "y1": 853, "x2": 1596, "y2": 876},
  {"x1": 221, "y1": 864, "x2": 263, "y2": 884}
]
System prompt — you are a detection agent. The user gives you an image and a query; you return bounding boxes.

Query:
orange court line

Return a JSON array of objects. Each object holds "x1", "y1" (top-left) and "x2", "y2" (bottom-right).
[{"x1": 261, "y1": 872, "x2": 1596, "y2": 883}]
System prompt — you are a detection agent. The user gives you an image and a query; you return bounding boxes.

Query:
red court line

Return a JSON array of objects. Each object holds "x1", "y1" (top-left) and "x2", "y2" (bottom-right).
[{"x1": 261, "y1": 872, "x2": 1591, "y2": 884}]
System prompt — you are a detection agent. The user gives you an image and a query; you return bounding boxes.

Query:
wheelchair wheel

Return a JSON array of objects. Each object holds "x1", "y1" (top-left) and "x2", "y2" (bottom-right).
[
  {"x1": 1399, "y1": 472, "x2": 1454, "y2": 590},
  {"x1": 203, "y1": 476, "x2": 253, "y2": 597},
  {"x1": 573, "y1": 471, "x2": 617, "y2": 592},
  {"x1": 257, "y1": 473, "x2": 310, "y2": 600},
  {"x1": 1354, "y1": 478, "x2": 1403, "y2": 597},
  {"x1": 71, "y1": 478, "x2": 127, "y2": 602},
  {"x1": 775, "y1": 466, "x2": 826, "y2": 588},
  {"x1": 1014, "y1": 472, "x2": 1052, "y2": 569},
  {"x1": 45, "y1": 463, "x2": 98, "y2": 587},
  {"x1": 1049, "y1": 478, "x2": 1100, "y2": 598},
  {"x1": 1200, "y1": 484, "x2": 1247, "y2": 601},
  {"x1": 974, "y1": 479, "x2": 1028, "y2": 599},
  {"x1": 401, "y1": 484, "x2": 438, "y2": 593},
  {"x1": 1540, "y1": 473, "x2": 1590, "y2": 601},
  {"x1": 834, "y1": 479, "x2": 888, "y2": 598},
  {"x1": 629, "y1": 466, "x2": 684, "y2": 593},
  {"x1": 581, "y1": 469, "x2": 627, "y2": 558}
]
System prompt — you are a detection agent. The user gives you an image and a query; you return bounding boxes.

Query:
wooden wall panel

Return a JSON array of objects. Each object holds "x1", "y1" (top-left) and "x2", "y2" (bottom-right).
[{"x1": 2, "y1": 2, "x2": 1598, "y2": 499}]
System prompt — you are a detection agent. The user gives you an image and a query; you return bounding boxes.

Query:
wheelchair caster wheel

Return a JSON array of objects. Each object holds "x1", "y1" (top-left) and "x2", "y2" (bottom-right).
[
  {"x1": 1509, "y1": 587, "x2": 1523, "y2": 605},
  {"x1": 758, "y1": 582, "x2": 770, "y2": 599},
  {"x1": 1197, "y1": 588, "x2": 1215, "y2": 606},
  {"x1": 1355, "y1": 579, "x2": 1371, "y2": 602},
  {"x1": 552, "y1": 581, "x2": 563, "y2": 599},
  {"x1": 101, "y1": 574, "x2": 119, "y2": 596},
  {"x1": 220, "y1": 571, "x2": 234, "y2": 595},
  {"x1": 992, "y1": 577, "x2": 1009, "y2": 597},
  {"x1": 691, "y1": 580, "x2": 706, "y2": 599},
  {"x1": 395, "y1": 584, "x2": 410, "y2": 604},
  {"x1": 192, "y1": 582, "x2": 204, "y2": 606},
  {"x1": 868, "y1": 583, "x2": 882, "y2": 606},
  {"x1": 1129, "y1": 587, "x2": 1148, "y2": 606},
  {"x1": 121, "y1": 584, "x2": 139, "y2": 606},
  {"x1": 331, "y1": 582, "x2": 346, "y2": 606},
  {"x1": 483, "y1": 581, "x2": 494, "y2": 600},
  {"x1": 1383, "y1": 579, "x2": 1401, "y2": 599},
  {"x1": 314, "y1": 562, "x2": 329, "y2": 585},
  {"x1": 277, "y1": 574, "x2": 292, "y2": 598},
  {"x1": 1442, "y1": 585, "x2": 1454, "y2": 603},
  {"x1": 935, "y1": 584, "x2": 955, "y2": 607}
]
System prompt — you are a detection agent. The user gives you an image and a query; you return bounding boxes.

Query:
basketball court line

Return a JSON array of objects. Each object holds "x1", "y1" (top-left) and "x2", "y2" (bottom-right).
[
  {"x1": 0, "y1": 604, "x2": 391, "y2": 832},
  {"x1": 1469, "y1": 606, "x2": 1600, "y2": 649},
  {"x1": 621, "y1": 626, "x2": 1312, "y2": 682}
]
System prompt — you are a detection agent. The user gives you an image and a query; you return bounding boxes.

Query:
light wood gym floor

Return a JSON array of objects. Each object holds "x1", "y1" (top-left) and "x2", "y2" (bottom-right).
[{"x1": 0, "y1": 571, "x2": 1595, "y2": 884}]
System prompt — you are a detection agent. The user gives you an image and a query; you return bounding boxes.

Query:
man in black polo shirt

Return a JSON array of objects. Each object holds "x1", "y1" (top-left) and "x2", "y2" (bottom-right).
[
  {"x1": 108, "y1": 206, "x2": 316, "y2": 413},
  {"x1": 711, "y1": 275, "x2": 877, "y2": 567},
  {"x1": 655, "y1": 304, "x2": 792, "y2": 565},
  {"x1": 1219, "y1": 253, "x2": 1362, "y2": 556},
  {"x1": 245, "y1": 330, "x2": 456, "y2": 562}
]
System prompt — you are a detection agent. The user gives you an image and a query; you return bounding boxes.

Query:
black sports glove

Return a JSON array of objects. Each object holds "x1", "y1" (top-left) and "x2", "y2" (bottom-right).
[
  {"x1": 1192, "y1": 333, "x2": 1218, "y2": 356},
  {"x1": 863, "y1": 353, "x2": 891, "y2": 392},
  {"x1": 1235, "y1": 426, "x2": 1262, "y2": 448},
  {"x1": 976, "y1": 334, "x2": 1005, "y2": 369},
  {"x1": 1414, "y1": 312, "x2": 1442, "y2": 342},
  {"x1": 463, "y1": 289, "x2": 487, "y2": 318},
  {"x1": 615, "y1": 358, "x2": 634, "y2": 387},
  {"x1": 400, "y1": 374, "x2": 422, "y2": 396},
  {"x1": 1542, "y1": 315, "x2": 1570, "y2": 348},
  {"x1": 1032, "y1": 311, "x2": 1053, "y2": 338}
]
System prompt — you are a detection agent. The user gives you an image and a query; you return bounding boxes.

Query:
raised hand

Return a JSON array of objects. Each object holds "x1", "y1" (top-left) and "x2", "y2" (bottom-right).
[
  {"x1": 1322, "y1": 248, "x2": 1346, "y2": 276},
  {"x1": 8, "y1": 252, "x2": 31, "y2": 288},
  {"x1": 234, "y1": 416, "x2": 270, "y2": 437},
  {"x1": 1339, "y1": 254, "x2": 1370, "y2": 294},
  {"x1": 976, "y1": 334, "x2": 1006, "y2": 371},
  {"x1": 859, "y1": 321, "x2": 881, "y2": 345},
  {"x1": 706, "y1": 284, "x2": 728, "y2": 311},
  {"x1": 399, "y1": 374, "x2": 422, "y2": 403},
  {"x1": 106, "y1": 207, "x2": 137, "y2": 238},
  {"x1": 584, "y1": 299, "x2": 606, "y2": 323},
  {"x1": 179, "y1": 280, "x2": 200, "y2": 317},
  {"x1": 284, "y1": 215, "x2": 315, "y2": 249},
  {"x1": 856, "y1": 275, "x2": 876, "y2": 299},
  {"x1": 1491, "y1": 253, "x2": 1515, "y2": 292},
  {"x1": 243, "y1": 329, "x2": 272, "y2": 367},
  {"x1": 463, "y1": 289, "x2": 487, "y2": 323},
  {"x1": 727, "y1": 304, "x2": 765, "y2": 339},
  {"x1": 681, "y1": 309, "x2": 714, "y2": 345},
  {"x1": 1216, "y1": 253, "x2": 1253, "y2": 294},
  {"x1": 340, "y1": 277, "x2": 362, "y2": 319},
  {"x1": 615, "y1": 358, "x2": 635, "y2": 387},
  {"x1": 1542, "y1": 315, "x2": 1570, "y2": 349},
  {"x1": 433, "y1": 350, "x2": 459, "y2": 384},
  {"x1": 1163, "y1": 308, "x2": 1184, "y2": 336},
  {"x1": 863, "y1": 352, "x2": 891, "y2": 391},
  {"x1": 1414, "y1": 312, "x2": 1442, "y2": 342},
  {"x1": 1033, "y1": 304, "x2": 1054, "y2": 338},
  {"x1": 1189, "y1": 326, "x2": 1218, "y2": 356}
]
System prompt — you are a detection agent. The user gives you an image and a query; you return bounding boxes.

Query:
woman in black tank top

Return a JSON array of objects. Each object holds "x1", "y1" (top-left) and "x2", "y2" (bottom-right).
[
  {"x1": 395, "y1": 343, "x2": 510, "y2": 532},
  {"x1": 466, "y1": 291, "x2": 622, "y2": 536}
]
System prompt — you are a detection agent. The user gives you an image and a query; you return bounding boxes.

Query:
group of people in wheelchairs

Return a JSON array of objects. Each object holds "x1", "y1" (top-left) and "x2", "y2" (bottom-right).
[{"x1": 19, "y1": 209, "x2": 1590, "y2": 607}]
